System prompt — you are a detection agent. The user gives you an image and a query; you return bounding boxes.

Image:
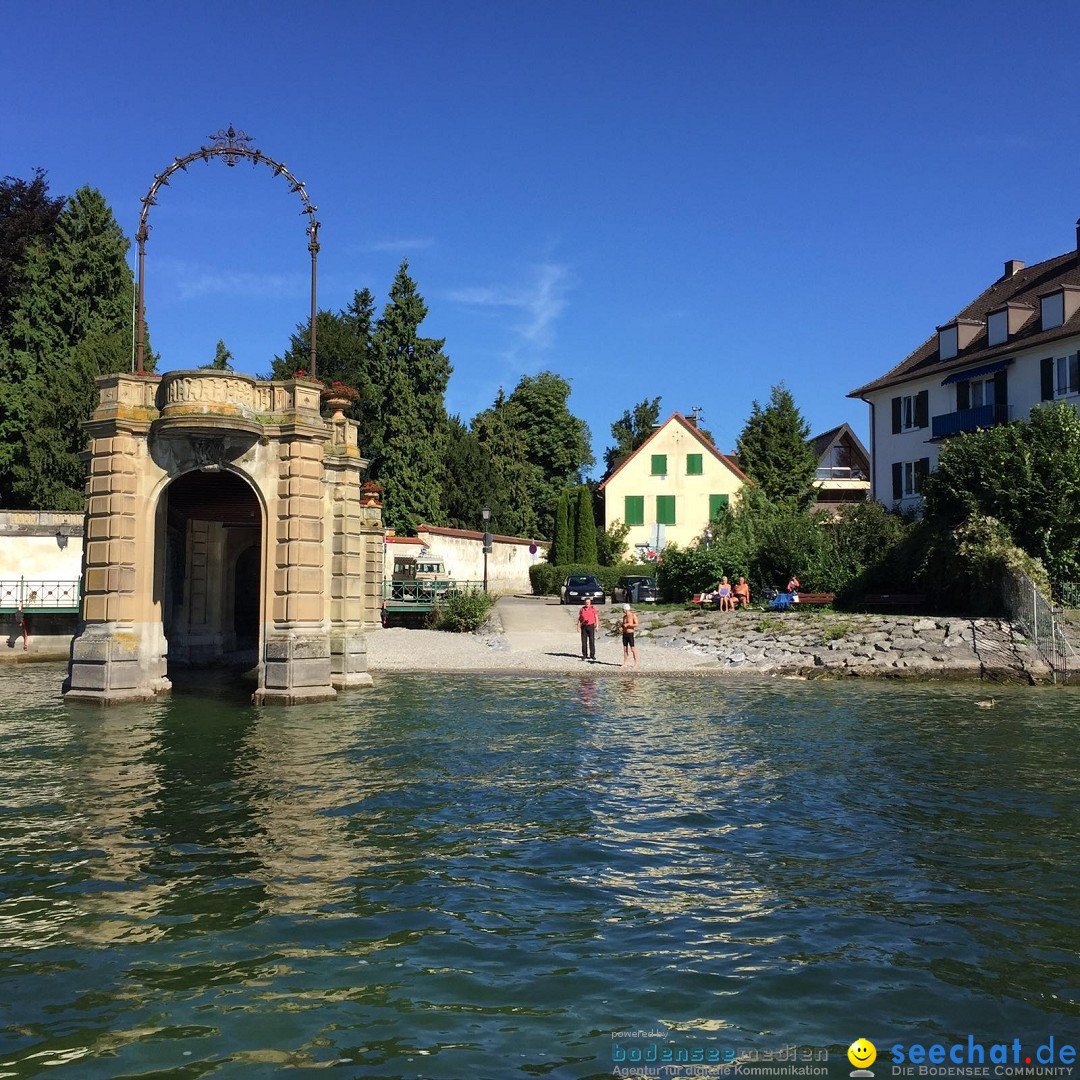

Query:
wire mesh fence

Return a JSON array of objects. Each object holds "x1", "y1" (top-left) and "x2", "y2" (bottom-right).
[{"x1": 1001, "y1": 569, "x2": 1076, "y2": 683}]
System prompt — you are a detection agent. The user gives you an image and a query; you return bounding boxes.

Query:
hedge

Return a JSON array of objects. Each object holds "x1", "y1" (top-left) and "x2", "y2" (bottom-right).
[{"x1": 529, "y1": 562, "x2": 660, "y2": 597}]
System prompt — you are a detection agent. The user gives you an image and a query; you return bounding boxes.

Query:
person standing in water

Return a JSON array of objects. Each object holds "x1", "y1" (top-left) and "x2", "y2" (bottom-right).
[{"x1": 620, "y1": 603, "x2": 639, "y2": 668}]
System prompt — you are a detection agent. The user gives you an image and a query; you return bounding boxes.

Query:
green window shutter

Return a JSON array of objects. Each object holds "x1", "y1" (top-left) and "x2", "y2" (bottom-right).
[
  {"x1": 656, "y1": 495, "x2": 676, "y2": 525},
  {"x1": 651, "y1": 454, "x2": 667, "y2": 475},
  {"x1": 686, "y1": 453, "x2": 703, "y2": 475},
  {"x1": 624, "y1": 495, "x2": 644, "y2": 526},
  {"x1": 709, "y1": 493, "x2": 729, "y2": 519}
]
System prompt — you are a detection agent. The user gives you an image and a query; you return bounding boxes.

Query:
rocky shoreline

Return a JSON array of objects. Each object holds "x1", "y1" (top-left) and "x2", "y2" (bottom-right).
[{"x1": 631, "y1": 607, "x2": 1051, "y2": 683}]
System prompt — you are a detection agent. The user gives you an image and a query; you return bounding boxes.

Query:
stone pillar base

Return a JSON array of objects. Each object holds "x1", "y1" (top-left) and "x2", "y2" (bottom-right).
[
  {"x1": 257, "y1": 631, "x2": 336, "y2": 705},
  {"x1": 64, "y1": 624, "x2": 171, "y2": 705},
  {"x1": 330, "y1": 629, "x2": 373, "y2": 689}
]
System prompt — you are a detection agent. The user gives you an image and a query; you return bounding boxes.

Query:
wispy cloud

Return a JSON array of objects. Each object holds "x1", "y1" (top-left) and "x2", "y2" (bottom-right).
[
  {"x1": 449, "y1": 262, "x2": 571, "y2": 352},
  {"x1": 161, "y1": 260, "x2": 307, "y2": 302},
  {"x1": 358, "y1": 237, "x2": 436, "y2": 253}
]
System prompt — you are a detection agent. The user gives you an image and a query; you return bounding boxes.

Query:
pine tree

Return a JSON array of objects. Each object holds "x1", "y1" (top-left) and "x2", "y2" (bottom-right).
[
  {"x1": 0, "y1": 187, "x2": 138, "y2": 509},
  {"x1": 0, "y1": 169, "x2": 65, "y2": 326},
  {"x1": 204, "y1": 339, "x2": 234, "y2": 370},
  {"x1": 370, "y1": 262, "x2": 452, "y2": 532},
  {"x1": 735, "y1": 383, "x2": 818, "y2": 510},
  {"x1": 470, "y1": 389, "x2": 538, "y2": 539},
  {"x1": 573, "y1": 485, "x2": 598, "y2": 563}
]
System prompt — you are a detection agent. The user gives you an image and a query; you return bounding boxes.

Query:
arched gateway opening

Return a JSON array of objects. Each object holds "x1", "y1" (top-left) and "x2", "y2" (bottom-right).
[
  {"x1": 64, "y1": 371, "x2": 383, "y2": 706},
  {"x1": 161, "y1": 470, "x2": 263, "y2": 675}
]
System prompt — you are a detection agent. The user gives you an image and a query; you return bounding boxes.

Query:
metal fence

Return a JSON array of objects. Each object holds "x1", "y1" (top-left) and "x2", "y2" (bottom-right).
[
  {"x1": 0, "y1": 578, "x2": 81, "y2": 613},
  {"x1": 1001, "y1": 569, "x2": 1075, "y2": 683}
]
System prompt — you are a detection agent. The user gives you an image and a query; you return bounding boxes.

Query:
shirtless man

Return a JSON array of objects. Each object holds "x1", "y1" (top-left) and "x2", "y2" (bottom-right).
[
  {"x1": 733, "y1": 576, "x2": 751, "y2": 609},
  {"x1": 620, "y1": 603, "x2": 639, "y2": 668}
]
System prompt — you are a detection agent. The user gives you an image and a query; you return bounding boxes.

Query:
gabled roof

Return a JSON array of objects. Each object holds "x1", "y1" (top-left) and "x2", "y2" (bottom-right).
[
  {"x1": 810, "y1": 423, "x2": 869, "y2": 465},
  {"x1": 597, "y1": 412, "x2": 749, "y2": 490},
  {"x1": 849, "y1": 242, "x2": 1080, "y2": 398}
]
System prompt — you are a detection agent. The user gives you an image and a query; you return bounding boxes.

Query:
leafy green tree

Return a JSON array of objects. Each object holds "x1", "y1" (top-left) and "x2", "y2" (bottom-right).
[
  {"x1": 735, "y1": 383, "x2": 818, "y2": 510},
  {"x1": 922, "y1": 402, "x2": 1080, "y2": 583},
  {"x1": 203, "y1": 338, "x2": 234, "y2": 370},
  {"x1": 0, "y1": 169, "x2": 65, "y2": 326},
  {"x1": 370, "y1": 262, "x2": 452, "y2": 532},
  {"x1": 503, "y1": 371, "x2": 593, "y2": 538},
  {"x1": 573, "y1": 484, "x2": 598, "y2": 563},
  {"x1": 597, "y1": 519, "x2": 630, "y2": 566},
  {"x1": 550, "y1": 490, "x2": 573, "y2": 565},
  {"x1": 0, "y1": 187, "x2": 138, "y2": 509},
  {"x1": 604, "y1": 395, "x2": 661, "y2": 475}
]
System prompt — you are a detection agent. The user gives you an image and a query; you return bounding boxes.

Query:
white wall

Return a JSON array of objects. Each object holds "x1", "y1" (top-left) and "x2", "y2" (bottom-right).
[
  {"x1": 385, "y1": 529, "x2": 547, "y2": 593},
  {"x1": 0, "y1": 512, "x2": 84, "y2": 581}
]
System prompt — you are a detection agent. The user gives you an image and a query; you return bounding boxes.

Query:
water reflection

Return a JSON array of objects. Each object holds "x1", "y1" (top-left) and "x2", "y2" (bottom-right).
[{"x1": 1, "y1": 666, "x2": 1079, "y2": 1077}]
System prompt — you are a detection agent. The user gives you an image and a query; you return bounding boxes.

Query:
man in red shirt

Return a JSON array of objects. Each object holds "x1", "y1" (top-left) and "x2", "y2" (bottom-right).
[{"x1": 578, "y1": 596, "x2": 599, "y2": 661}]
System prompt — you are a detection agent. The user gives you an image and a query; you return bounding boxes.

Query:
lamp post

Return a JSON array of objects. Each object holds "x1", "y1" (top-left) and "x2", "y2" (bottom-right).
[{"x1": 481, "y1": 505, "x2": 492, "y2": 593}]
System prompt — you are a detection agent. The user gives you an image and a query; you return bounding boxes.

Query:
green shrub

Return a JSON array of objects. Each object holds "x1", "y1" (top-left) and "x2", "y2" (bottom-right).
[{"x1": 434, "y1": 588, "x2": 496, "y2": 632}]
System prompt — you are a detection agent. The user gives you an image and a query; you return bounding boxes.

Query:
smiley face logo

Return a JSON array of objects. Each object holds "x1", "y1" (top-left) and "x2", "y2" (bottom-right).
[{"x1": 848, "y1": 1039, "x2": 877, "y2": 1071}]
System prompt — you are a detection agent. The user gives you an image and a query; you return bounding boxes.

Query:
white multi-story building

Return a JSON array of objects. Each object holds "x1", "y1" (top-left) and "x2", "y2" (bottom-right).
[{"x1": 850, "y1": 220, "x2": 1080, "y2": 509}]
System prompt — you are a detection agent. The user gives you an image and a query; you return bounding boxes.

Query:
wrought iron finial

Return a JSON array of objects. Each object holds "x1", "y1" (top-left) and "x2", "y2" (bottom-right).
[{"x1": 205, "y1": 125, "x2": 255, "y2": 167}]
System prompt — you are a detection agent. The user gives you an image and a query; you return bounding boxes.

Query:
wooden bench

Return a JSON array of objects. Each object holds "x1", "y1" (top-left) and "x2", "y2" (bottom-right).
[
  {"x1": 792, "y1": 592, "x2": 834, "y2": 607},
  {"x1": 863, "y1": 592, "x2": 927, "y2": 612}
]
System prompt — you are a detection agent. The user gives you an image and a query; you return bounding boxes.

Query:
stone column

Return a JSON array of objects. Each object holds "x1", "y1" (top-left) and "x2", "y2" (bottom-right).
[
  {"x1": 65, "y1": 377, "x2": 169, "y2": 704},
  {"x1": 323, "y1": 415, "x2": 375, "y2": 688},
  {"x1": 255, "y1": 426, "x2": 336, "y2": 705}
]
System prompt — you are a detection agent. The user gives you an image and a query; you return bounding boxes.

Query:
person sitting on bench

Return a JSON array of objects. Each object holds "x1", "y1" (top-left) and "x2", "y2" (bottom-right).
[
  {"x1": 733, "y1": 576, "x2": 751, "y2": 609},
  {"x1": 714, "y1": 576, "x2": 734, "y2": 612}
]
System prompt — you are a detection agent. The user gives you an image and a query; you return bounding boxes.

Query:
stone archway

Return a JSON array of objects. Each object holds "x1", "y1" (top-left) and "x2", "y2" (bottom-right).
[{"x1": 64, "y1": 370, "x2": 383, "y2": 705}]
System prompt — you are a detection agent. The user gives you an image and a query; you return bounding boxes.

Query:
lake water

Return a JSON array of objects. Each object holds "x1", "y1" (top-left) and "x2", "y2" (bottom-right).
[{"x1": 1, "y1": 664, "x2": 1078, "y2": 1079}]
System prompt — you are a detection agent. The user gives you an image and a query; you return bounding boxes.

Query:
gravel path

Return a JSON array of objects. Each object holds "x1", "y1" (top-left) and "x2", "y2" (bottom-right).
[{"x1": 366, "y1": 594, "x2": 719, "y2": 676}]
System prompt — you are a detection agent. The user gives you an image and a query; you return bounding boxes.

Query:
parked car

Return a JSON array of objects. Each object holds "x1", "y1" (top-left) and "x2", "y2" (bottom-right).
[
  {"x1": 560, "y1": 574, "x2": 606, "y2": 605},
  {"x1": 611, "y1": 575, "x2": 659, "y2": 604}
]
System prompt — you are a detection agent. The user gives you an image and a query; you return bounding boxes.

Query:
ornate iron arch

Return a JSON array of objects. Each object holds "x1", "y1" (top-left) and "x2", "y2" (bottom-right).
[{"x1": 135, "y1": 126, "x2": 321, "y2": 377}]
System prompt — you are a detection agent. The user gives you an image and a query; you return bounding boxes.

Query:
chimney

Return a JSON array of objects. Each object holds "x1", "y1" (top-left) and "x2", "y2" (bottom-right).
[{"x1": 1004, "y1": 259, "x2": 1025, "y2": 278}]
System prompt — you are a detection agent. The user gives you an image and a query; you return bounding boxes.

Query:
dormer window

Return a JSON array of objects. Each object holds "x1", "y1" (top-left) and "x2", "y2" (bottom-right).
[
  {"x1": 1042, "y1": 292, "x2": 1065, "y2": 330},
  {"x1": 939, "y1": 325, "x2": 958, "y2": 360},
  {"x1": 987, "y1": 310, "x2": 1008, "y2": 347}
]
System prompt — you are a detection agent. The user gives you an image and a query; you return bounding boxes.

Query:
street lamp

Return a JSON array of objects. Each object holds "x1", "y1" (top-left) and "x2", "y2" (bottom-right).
[{"x1": 481, "y1": 505, "x2": 492, "y2": 593}]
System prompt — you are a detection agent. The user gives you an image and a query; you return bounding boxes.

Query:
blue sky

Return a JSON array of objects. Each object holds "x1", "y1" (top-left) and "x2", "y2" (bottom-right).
[{"x1": 9, "y1": 0, "x2": 1080, "y2": 474}]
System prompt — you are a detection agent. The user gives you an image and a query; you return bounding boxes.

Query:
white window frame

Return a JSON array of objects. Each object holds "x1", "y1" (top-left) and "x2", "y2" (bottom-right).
[
  {"x1": 1054, "y1": 353, "x2": 1080, "y2": 399},
  {"x1": 901, "y1": 460, "x2": 922, "y2": 498},
  {"x1": 900, "y1": 394, "x2": 918, "y2": 431},
  {"x1": 939, "y1": 326, "x2": 958, "y2": 360},
  {"x1": 969, "y1": 376, "x2": 995, "y2": 408}
]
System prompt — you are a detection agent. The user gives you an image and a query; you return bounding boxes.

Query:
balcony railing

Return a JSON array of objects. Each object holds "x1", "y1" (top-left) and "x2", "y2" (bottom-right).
[
  {"x1": 931, "y1": 403, "x2": 1011, "y2": 439},
  {"x1": 815, "y1": 465, "x2": 867, "y2": 480}
]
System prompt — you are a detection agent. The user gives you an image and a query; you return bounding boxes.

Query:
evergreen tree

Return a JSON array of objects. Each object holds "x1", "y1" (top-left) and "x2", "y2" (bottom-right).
[
  {"x1": 573, "y1": 484, "x2": 598, "y2": 563},
  {"x1": 0, "y1": 187, "x2": 138, "y2": 509},
  {"x1": 0, "y1": 169, "x2": 65, "y2": 326},
  {"x1": 504, "y1": 371, "x2": 593, "y2": 538},
  {"x1": 604, "y1": 395, "x2": 661, "y2": 475},
  {"x1": 204, "y1": 339, "x2": 234, "y2": 370},
  {"x1": 441, "y1": 415, "x2": 500, "y2": 530},
  {"x1": 550, "y1": 490, "x2": 572, "y2": 565},
  {"x1": 734, "y1": 383, "x2": 818, "y2": 510},
  {"x1": 371, "y1": 262, "x2": 452, "y2": 532},
  {"x1": 470, "y1": 388, "x2": 538, "y2": 539}
]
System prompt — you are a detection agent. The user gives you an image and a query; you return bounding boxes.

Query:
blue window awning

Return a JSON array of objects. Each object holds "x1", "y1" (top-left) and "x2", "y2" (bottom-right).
[{"x1": 941, "y1": 359, "x2": 1011, "y2": 385}]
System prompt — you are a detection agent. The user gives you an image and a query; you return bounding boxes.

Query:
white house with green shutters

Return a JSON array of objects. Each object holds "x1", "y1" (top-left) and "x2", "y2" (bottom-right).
[
  {"x1": 597, "y1": 413, "x2": 748, "y2": 553},
  {"x1": 850, "y1": 219, "x2": 1080, "y2": 510}
]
